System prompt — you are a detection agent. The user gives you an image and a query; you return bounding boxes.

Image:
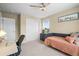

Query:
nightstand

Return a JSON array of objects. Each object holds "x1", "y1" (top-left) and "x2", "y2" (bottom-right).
[{"x1": 40, "y1": 33, "x2": 47, "y2": 41}]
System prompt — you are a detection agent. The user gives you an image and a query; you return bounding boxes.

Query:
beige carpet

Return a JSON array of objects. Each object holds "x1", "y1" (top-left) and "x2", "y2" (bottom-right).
[{"x1": 20, "y1": 40, "x2": 67, "y2": 56}]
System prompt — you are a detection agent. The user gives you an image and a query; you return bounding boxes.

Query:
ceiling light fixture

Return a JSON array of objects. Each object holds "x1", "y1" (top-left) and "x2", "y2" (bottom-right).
[
  {"x1": 29, "y1": 3, "x2": 49, "y2": 11},
  {"x1": 40, "y1": 7, "x2": 46, "y2": 11}
]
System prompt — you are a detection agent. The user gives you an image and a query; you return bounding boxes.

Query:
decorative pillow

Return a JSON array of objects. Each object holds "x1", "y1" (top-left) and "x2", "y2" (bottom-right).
[
  {"x1": 74, "y1": 40, "x2": 79, "y2": 46},
  {"x1": 75, "y1": 34, "x2": 79, "y2": 37},
  {"x1": 65, "y1": 36, "x2": 75, "y2": 44}
]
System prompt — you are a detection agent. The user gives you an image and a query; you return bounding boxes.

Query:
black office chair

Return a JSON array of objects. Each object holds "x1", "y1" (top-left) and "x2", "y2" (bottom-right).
[
  {"x1": 16, "y1": 35, "x2": 25, "y2": 55},
  {"x1": 16, "y1": 35, "x2": 25, "y2": 46},
  {"x1": 9, "y1": 35, "x2": 25, "y2": 56}
]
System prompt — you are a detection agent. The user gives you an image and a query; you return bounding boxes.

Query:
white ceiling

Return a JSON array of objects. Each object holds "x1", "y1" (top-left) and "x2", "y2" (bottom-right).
[{"x1": 0, "y1": 3, "x2": 79, "y2": 18}]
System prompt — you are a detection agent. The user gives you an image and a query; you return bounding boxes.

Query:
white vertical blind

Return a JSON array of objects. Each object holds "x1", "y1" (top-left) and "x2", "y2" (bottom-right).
[
  {"x1": 3, "y1": 17, "x2": 16, "y2": 42},
  {"x1": 25, "y1": 18, "x2": 41, "y2": 42}
]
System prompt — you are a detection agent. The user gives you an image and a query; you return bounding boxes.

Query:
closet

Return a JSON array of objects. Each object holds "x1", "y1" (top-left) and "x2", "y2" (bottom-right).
[
  {"x1": 0, "y1": 12, "x2": 16, "y2": 42},
  {"x1": 3, "y1": 17, "x2": 16, "y2": 42}
]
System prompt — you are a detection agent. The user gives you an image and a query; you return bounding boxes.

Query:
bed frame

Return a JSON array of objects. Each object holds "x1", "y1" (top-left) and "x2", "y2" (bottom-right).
[{"x1": 40, "y1": 33, "x2": 70, "y2": 41}]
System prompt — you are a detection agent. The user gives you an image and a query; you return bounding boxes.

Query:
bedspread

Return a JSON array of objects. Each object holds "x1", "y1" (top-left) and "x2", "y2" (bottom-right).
[{"x1": 44, "y1": 36, "x2": 79, "y2": 56}]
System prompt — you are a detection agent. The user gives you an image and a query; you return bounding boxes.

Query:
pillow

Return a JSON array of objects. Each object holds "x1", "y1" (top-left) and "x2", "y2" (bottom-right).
[
  {"x1": 65, "y1": 36, "x2": 75, "y2": 44},
  {"x1": 70, "y1": 33, "x2": 79, "y2": 38},
  {"x1": 75, "y1": 34, "x2": 79, "y2": 37},
  {"x1": 74, "y1": 40, "x2": 79, "y2": 46}
]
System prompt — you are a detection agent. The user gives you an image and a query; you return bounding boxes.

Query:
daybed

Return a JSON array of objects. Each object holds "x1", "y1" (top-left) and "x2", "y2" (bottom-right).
[{"x1": 40, "y1": 33, "x2": 79, "y2": 56}]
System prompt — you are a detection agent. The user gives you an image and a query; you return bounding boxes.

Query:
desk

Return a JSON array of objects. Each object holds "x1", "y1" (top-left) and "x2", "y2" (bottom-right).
[{"x1": 0, "y1": 40, "x2": 18, "y2": 56}]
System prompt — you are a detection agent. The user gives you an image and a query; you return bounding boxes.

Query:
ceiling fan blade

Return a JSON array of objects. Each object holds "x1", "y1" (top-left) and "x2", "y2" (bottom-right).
[
  {"x1": 41, "y1": 3, "x2": 50, "y2": 7},
  {"x1": 29, "y1": 5, "x2": 42, "y2": 8},
  {"x1": 41, "y1": 3, "x2": 46, "y2": 7}
]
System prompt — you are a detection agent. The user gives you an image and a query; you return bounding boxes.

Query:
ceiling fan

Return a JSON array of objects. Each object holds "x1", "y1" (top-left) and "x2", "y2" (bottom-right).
[{"x1": 29, "y1": 3, "x2": 50, "y2": 11}]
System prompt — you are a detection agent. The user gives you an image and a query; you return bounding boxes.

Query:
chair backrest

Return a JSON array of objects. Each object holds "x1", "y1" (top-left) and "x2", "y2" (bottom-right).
[{"x1": 16, "y1": 35, "x2": 25, "y2": 46}]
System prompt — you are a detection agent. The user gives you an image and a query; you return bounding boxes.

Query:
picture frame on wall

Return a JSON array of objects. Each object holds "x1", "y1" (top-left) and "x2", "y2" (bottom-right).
[{"x1": 58, "y1": 13, "x2": 79, "y2": 23}]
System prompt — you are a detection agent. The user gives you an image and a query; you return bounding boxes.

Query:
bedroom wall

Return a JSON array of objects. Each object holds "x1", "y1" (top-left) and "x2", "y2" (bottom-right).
[
  {"x1": 20, "y1": 14, "x2": 27, "y2": 43},
  {"x1": 44, "y1": 6, "x2": 79, "y2": 34},
  {"x1": 0, "y1": 12, "x2": 1, "y2": 16},
  {"x1": 20, "y1": 14, "x2": 41, "y2": 43}
]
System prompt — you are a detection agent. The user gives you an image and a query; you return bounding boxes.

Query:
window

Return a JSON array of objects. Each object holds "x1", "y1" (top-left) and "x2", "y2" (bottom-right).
[
  {"x1": 42, "y1": 19, "x2": 50, "y2": 34},
  {"x1": 43, "y1": 19, "x2": 49, "y2": 29}
]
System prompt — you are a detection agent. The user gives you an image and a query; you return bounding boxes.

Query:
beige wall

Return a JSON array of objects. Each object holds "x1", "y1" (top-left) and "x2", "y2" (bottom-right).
[
  {"x1": 0, "y1": 12, "x2": 1, "y2": 16},
  {"x1": 47, "y1": 7, "x2": 79, "y2": 33},
  {"x1": 20, "y1": 14, "x2": 27, "y2": 43}
]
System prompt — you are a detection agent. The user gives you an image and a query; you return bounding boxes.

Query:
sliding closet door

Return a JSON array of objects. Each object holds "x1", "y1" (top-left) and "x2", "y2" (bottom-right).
[
  {"x1": 26, "y1": 18, "x2": 41, "y2": 42},
  {"x1": 3, "y1": 17, "x2": 16, "y2": 42}
]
